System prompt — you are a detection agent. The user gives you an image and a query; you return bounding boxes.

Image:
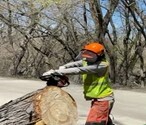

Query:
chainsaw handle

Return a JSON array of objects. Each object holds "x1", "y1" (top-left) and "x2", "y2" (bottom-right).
[
  {"x1": 40, "y1": 73, "x2": 70, "y2": 87},
  {"x1": 39, "y1": 75, "x2": 52, "y2": 81}
]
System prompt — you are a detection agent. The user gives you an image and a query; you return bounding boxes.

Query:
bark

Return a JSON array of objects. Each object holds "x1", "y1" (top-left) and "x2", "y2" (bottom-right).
[
  {"x1": 136, "y1": 44, "x2": 145, "y2": 88},
  {"x1": 122, "y1": 0, "x2": 146, "y2": 41},
  {"x1": 89, "y1": 0, "x2": 119, "y2": 84},
  {"x1": 123, "y1": 7, "x2": 131, "y2": 85},
  {"x1": 7, "y1": 0, "x2": 13, "y2": 47},
  {"x1": 107, "y1": 18, "x2": 118, "y2": 84},
  {"x1": 0, "y1": 86, "x2": 78, "y2": 125},
  {"x1": 83, "y1": 1, "x2": 88, "y2": 36}
]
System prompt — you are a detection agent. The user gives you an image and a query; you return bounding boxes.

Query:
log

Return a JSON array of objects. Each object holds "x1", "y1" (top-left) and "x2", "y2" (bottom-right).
[{"x1": 0, "y1": 86, "x2": 78, "y2": 125}]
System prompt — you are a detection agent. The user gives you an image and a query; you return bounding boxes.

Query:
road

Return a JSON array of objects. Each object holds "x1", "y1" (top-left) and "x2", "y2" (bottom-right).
[{"x1": 0, "y1": 77, "x2": 146, "y2": 125}]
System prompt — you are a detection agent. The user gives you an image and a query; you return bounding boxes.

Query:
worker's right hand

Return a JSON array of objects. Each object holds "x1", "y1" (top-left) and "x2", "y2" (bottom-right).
[
  {"x1": 59, "y1": 66, "x2": 66, "y2": 70},
  {"x1": 42, "y1": 69, "x2": 55, "y2": 76}
]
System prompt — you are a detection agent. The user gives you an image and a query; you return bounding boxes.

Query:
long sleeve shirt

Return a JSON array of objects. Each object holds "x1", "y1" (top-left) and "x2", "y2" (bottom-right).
[{"x1": 54, "y1": 60, "x2": 108, "y2": 77}]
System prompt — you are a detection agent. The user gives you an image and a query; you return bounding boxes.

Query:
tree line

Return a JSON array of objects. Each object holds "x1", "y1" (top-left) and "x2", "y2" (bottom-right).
[{"x1": 0, "y1": 0, "x2": 145, "y2": 87}]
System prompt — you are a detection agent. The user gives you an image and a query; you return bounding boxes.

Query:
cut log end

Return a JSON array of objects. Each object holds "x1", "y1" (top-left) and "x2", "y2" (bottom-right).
[{"x1": 34, "y1": 86, "x2": 78, "y2": 125}]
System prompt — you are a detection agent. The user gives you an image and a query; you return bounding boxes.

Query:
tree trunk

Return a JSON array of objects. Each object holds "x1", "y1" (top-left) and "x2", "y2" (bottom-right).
[{"x1": 0, "y1": 86, "x2": 78, "y2": 125}]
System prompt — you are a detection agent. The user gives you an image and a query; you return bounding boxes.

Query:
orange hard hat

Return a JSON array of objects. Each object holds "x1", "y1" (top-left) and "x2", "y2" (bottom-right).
[{"x1": 83, "y1": 42, "x2": 104, "y2": 55}]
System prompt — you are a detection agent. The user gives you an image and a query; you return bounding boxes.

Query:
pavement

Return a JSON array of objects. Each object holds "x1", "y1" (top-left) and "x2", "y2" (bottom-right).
[{"x1": 0, "y1": 77, "x2": 146, "y2": 125}]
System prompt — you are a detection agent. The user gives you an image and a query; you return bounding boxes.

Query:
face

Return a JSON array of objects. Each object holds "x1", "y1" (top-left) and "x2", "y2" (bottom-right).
[{"x1": 81, "y1": 50, "x2": 98, "y2": 63}]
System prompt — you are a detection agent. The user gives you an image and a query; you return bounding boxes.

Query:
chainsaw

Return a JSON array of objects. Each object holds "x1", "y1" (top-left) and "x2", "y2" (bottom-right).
[{"x1": 40, "y1": 72, "x2": 70, "y2": 87}]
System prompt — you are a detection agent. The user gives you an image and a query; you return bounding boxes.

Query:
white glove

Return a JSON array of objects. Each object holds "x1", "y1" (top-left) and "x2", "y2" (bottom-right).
[
  {"x1": 42, "y1": 69, "x2": 55, "y2": 76},
  {"x1": 59, "y1": 66, "x2": 66, "y2": 70}
]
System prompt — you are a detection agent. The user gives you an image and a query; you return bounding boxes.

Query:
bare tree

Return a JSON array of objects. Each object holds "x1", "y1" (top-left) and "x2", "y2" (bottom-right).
[{"x1": 0, "y1": 0, "x2": 145, "y2": 87}]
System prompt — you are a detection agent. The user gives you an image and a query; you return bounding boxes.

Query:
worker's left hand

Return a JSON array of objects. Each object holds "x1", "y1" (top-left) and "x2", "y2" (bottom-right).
[{"x1": 42, "y1": 69, "x2": 55, "y2": 76}]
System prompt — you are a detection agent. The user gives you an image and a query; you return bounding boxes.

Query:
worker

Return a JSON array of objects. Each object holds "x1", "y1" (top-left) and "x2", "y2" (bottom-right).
[{"x1": 42, "y1": 42, "x2": 115, "y2": 125}]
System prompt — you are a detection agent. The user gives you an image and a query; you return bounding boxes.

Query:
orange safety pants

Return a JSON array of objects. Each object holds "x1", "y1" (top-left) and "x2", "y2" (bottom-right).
[{"x1": 85, "y1": 99, "x2": 114, "y2": 125}]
